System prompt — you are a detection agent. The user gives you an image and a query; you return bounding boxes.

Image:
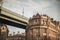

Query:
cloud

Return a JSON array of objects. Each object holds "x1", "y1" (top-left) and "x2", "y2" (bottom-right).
[
  {"x1": 17, "y1": 0, "x2": 29, "y2": 2},
  {"x1": 3, "y1": 0, "x2": 60, "y2": 20}
]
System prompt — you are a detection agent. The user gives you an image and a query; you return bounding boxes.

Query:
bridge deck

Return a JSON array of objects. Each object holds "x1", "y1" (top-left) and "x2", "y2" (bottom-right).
[
  {"x1": 0, "y1": 7, "x2": 29, "y2": 29},
  {"x1": 0, "y1": 18, "x2": 26, "y2": 29}
]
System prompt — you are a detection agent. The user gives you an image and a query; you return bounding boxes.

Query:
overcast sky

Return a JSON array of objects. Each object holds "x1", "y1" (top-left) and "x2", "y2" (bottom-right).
[{"x1": 2, "y1": 0, "x2": 60, "y2": 34}]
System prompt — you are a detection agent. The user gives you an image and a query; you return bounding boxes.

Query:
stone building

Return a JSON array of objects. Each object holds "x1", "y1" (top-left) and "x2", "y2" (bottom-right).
[
  {"x1": 0, "y1": 23, "x2": 9, "y2": 40},
  {"x1": 7, "y1": 32, "x2": 25, "y2": 40},
  {"x1": 0, "y1": 23, "x2": 25, "y2": 40},
  {"x1": 26, "y1": 13, "x2": 60, "y2": 40}
]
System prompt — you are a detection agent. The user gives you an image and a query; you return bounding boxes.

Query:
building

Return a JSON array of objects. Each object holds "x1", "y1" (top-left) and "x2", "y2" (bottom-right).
[
  {"x1": 0, "y1": 23, "x2": 9, "y2": 40},
  {"x1": 26, "y1": 13, "x2": 60, "y2": 40},
  {"x1": 0, "y1": 23, "x2": 25, "y2": 40},
  {"x1": 7, "y1": 32, "x2": 25, "y2": 40}
]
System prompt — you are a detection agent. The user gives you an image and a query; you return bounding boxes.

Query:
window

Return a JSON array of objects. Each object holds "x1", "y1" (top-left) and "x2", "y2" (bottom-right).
[
  {"x1": 34, "y1": 19, "x2": 40, "y2": 25},
  {"x1": 37, "y1": 19, "x2": 40, "y2": 24},
  {"x1": 44, "y1": 21, "x2": 47, "y2": 25},
  {"x1": 41, "y1": 20, "x2": 44, "y2": 25},
  {"x1": 34, "y1": 20, "x2": 36, "y2": 24},
  {"x1": 41, "y1": 20, "x2": 47, "y2": 25}
]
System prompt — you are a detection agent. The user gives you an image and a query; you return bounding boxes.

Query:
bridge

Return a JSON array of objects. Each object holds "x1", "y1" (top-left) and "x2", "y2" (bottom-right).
[{"x1": 0, "y1": 7, "x2": 29, "y2": 29}]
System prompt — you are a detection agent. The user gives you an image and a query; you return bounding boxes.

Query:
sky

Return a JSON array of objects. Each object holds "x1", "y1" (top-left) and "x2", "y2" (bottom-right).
[{"x1": 2, "y1": 0, "x2": 60, "y2": 34}]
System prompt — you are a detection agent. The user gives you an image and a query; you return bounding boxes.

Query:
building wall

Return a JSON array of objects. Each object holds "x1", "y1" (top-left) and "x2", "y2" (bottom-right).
[
  {"x1": 0, "y1": 23, "x2": 25, "y2": 40},
  {"x1": 7, "y1": 34, "x2": 25, "y2": 40},
  {"x1": 26, "y1": 13, "x2": 60, "y2": 40},
  {"x1": 0, "y1": 23, "x2": 9, "y2": 40}
]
